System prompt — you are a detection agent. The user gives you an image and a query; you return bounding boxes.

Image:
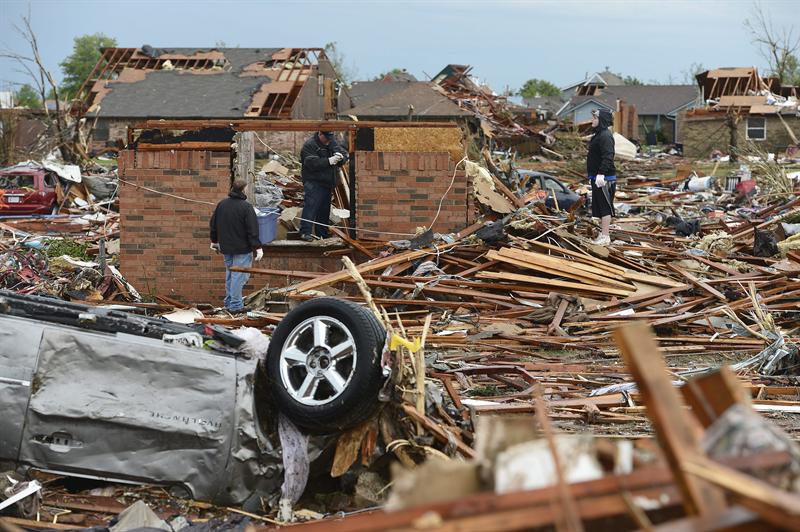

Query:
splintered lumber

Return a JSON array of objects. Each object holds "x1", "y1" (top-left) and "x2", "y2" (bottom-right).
[
  {"x1": 479, "y1": 271, "x2": 633, "y2": 297},
  {"x1": 259, "y1": 453, "x2": 791, "y2": 532},
  {"x1": 287, "y1": 248, "x2": 432, "y2": 294},
  {"x1": 400, "y1": 404, "x2": 476, "y2": 459},
  {"x1": 668, "y1": 264, "x2": 728, "y2": 302},
  {"x1": 681, "y1": 366, "x2": 753, "y2": 429},
  {"x1": 614, "y1": 322, "x2": 727, "y2": 516},
  {"x1": 682, "y1": 456, "x2": 800, "y2": 531}
]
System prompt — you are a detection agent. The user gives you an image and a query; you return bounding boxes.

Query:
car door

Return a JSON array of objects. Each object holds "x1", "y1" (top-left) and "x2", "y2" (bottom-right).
[
  {"x1": 19, "y1": 324, "x2": 238, "y2": 499},
  {"x1": 0, "y1": 316, "x2": 43, "y2": 463}
]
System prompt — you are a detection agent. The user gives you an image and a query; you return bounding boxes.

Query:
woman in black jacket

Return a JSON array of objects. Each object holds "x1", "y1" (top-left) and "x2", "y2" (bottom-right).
[{"x1": 586, "y1": 108, "x2": 616, "y2": 246}]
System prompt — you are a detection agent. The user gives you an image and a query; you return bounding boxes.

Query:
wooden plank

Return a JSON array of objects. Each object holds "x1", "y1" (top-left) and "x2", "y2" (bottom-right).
[
  {"x1": 494, "y1": 248, "x2": 637, "y2": 290},
  {"x1": 614, "y1": 322, "x2": 727, "y2": 516},
  {"x1": 681, "y1": 366, "x2": 753, "y2": 429},
  {"x1": 668, "y1": 264, "x2": 728, "y2": 302},
  {"x1": 401, "y1": 404, "x2": 476, "y2": 459},
  {"x1": 527, "y1": 238, "x2": 627, "y2": 275},
  {"x1": 287, "y1": 248, "x2": 433, "y2": 294},
  {"x1": 480, "y1": 271, "x2": 633, "y2": 297},
  {"x1": 650, "y1": 505, "x2": 764, "y2": 532},
  {"x1": 683, "y1": 456, "x2": 800, "y2": 531},
  {"x1": 330, "y1": 226, "x2": 375, "y2": 258}
]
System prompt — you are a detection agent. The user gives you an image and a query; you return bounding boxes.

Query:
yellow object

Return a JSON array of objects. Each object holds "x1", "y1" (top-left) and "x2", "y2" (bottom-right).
[{"x1": 390, "y1": 334, "x2": 421, "y2": 354}]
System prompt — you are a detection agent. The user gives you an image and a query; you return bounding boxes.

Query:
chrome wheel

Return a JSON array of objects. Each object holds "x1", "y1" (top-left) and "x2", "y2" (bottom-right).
[{"x1": 278, "y1": 315, "x2": 357, "y2": 406}]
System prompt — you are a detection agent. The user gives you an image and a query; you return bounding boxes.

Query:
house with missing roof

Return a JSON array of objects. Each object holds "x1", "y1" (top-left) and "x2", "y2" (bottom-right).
[
  {"x1": 76, "y1": 47, "x2": 339, "y2": 153},
  {"x1": 678, "y1": 67, "x2": 799, "y2": 159}
]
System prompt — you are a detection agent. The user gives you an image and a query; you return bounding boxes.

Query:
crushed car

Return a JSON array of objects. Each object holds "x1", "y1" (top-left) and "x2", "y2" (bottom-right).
[
  {"x1": 516, "y1": 169, "x2": 582, "y2": 210},
  {"x1": 0, "y1": 291, "x2": 386, "y2": 506}
]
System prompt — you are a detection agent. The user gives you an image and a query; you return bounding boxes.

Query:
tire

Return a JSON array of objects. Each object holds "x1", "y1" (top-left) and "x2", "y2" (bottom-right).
[{"x1": 266, "y1": 297, "x2": 387, "y2": 433}]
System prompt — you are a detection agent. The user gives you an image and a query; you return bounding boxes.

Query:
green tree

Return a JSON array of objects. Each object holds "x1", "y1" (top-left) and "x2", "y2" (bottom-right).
[
  {"x1": 59, "y1": 33, "x2": 117, "y2": 100},
  {"x1": 15, "y1": 84, "x2": 41, "y2": 108},
  {"x1": 784, "y1": 53, "x2": 800, "y2": 85},
  {"x1": 623, "y1": 75, "x2": 643, "y2": 86},
  {"x1": 372, "y1": 68, "x2": 411, "y2": 81},
  {"x1": 517, "y1": 79, "x2": 561, "y2": 98}
]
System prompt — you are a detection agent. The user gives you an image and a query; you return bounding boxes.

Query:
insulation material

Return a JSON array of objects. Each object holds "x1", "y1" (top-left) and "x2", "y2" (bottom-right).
[
  {"x1": 466, "y1": 161, "x2": 513, "y2": 214},
  {"x1": 374, "y1": 127, "x2": 464, "y2": 161},
  {"x1": 612, "y1": 133, "x2": 637, "y2": 160}
]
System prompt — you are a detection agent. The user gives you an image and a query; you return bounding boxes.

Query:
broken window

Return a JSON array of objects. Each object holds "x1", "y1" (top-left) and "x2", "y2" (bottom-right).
[
  {"x1": 0, "y1": 174, "x2": 35, "y2": 189},
  {"x1": 746, "y1": 116, "x2": 766, "y2": 140},
  {"x1": 43, "y1": 172, "x2": 58, "y2": 188}
]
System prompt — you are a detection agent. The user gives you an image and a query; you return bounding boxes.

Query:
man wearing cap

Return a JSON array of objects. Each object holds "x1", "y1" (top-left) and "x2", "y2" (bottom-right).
[
  {"x1": 299, "y1": 131, "x2": 349, "y2": 241},
  {"x1": 587, "y1": 108, "x2": 617, "y2": 246}
]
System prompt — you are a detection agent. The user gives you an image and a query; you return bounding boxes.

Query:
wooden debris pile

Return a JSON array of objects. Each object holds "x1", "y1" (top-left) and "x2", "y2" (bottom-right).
[{"x1": 256, "y1": 324, "x2": 800, "y2": 531}]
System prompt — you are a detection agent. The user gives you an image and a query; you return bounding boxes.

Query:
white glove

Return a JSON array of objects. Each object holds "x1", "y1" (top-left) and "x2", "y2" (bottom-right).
[
  {"x1": 595, "y1": 174, "x2": 606, "y2": 188},
  {"x1": 328, "y1": 152, "x2": 344, "y2": 166},
  {"x1": 210, "y1": 243, "x2": 220, "y2": 253},
  {"x1": 255, "y1": 248, "x2": 264, "y2": 261}
]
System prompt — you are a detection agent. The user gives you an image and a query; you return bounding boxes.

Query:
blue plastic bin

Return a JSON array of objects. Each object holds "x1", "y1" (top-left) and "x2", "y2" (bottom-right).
[{"x1": 257, "y1": 208, "x2": 280, "y2": 244}]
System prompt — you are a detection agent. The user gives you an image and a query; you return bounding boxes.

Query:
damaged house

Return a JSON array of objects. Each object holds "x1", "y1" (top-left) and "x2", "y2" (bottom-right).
[
  {"x1": 338, "y1": 80, "x2": 473, "y2": 123},
  {"x1": 557, "y1": 81, "x2": 700, "y2": 145},
  {"x1": 75, "y1": 47, "x2": 340, "y2": 153},
  {"x1": 679, "y1": 67, "x2": 800, "y2": 159}
]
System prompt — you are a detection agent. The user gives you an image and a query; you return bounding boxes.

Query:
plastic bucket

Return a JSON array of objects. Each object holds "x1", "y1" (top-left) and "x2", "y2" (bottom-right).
[{"x1": 257, "y1": 208, "x2": 280, "y2": 244}]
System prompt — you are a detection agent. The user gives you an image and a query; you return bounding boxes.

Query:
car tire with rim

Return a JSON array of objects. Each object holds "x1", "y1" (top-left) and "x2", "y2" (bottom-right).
[{"x1": 266, "y1": 297, "x2": 386, "y2": 433}]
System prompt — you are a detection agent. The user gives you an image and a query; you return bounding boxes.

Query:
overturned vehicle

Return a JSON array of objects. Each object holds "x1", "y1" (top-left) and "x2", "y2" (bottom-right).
[{"x1": 0, "y1": 291, "x2": 386, "y2": 506}]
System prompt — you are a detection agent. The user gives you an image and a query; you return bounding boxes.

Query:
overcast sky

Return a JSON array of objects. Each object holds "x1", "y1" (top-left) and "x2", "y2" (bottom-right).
[{"x1": 0, "y1": 0, "x2": 796, "y2": 95}]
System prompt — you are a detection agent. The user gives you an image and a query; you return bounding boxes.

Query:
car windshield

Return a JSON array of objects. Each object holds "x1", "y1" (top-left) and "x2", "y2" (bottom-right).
[{"x1": 0, "y1": 174, "x2": 35, "y2": 189}]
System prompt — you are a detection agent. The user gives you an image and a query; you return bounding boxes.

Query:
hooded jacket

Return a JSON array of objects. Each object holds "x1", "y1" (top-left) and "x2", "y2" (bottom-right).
[
  {"x1": 587, "y1": 108, "x2": 616, "y2": 179},
  {"x1": 300, "y1": 134, "x2": 348, "y2": 188},
  {"x1": 209, "y1": 190, "x2": 261, "y2": 255}
]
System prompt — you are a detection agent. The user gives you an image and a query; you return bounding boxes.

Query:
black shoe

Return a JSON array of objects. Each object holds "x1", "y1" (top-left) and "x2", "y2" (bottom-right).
[{"x1": 299, "y1": 234, "x2": 314, "y2": 242}]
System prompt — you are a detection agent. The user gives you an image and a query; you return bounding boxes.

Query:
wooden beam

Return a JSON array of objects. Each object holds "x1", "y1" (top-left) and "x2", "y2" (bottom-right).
[
  {"x1": 682, "y1": 456, "x2": 800, "y2": 531},
  {"x1": 479, "y1": 271, "x2": 633, "y2": 297},
  {"x1": 614, "y1": 322, "x2": 727, "y2": 516},
  {"x1": 681, "y1": 366, "x2": 753, "y2": 429}
]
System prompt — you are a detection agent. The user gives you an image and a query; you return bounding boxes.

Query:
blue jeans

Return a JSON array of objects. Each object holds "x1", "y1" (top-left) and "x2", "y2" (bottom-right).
[
  {"x1": 223, "y1": 253, "x2": 252, "y2": 311},
  {"x1": 299, "y1": 180, "x2": 332, "y2": 238}
]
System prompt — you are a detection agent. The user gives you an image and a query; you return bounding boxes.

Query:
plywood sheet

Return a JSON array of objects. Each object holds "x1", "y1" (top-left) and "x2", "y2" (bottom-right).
[{"x1": 374, "y1": 127, "x2": 464, "y2": 161}]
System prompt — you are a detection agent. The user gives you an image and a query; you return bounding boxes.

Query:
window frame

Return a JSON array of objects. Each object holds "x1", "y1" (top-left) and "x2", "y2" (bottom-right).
[{"x1": 746, "y1": 116, "x2": 766, "y2": 141}]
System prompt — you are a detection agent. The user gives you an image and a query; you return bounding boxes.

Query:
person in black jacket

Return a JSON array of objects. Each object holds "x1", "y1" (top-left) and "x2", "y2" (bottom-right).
[
  {"x1": 209, "y1": 178, "x2": 263, "y2": 312},
  {"x1": 587, "y1": 108, "x2": 617, "y2": 246},
  {"x1": 299, "y1": 131, "x2": 348, "y2": 241}
]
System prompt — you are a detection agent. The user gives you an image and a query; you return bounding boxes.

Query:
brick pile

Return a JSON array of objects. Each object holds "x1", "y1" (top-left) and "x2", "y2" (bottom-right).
[{"x1": 355, "y1": 151, "x2": 472, "y2": 239}]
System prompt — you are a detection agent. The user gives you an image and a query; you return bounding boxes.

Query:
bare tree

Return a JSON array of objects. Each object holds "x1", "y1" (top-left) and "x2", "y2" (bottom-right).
[
  {"x1": 0, "y1": 9, "x2": 78, "y2": 162},
  {"x1": 744, "y1": 1, "x2": 799, "y2": 84}
]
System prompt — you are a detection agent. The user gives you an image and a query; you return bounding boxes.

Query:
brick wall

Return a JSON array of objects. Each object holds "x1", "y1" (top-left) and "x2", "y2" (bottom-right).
[
  {"x1": 118, "y1": 148, "x2": 350, "y2": 304},
  {"x1": 119, "y1": 148, "x2": 240, "y2": 304},
  {"x1": 355, "y1": 151, "x2": 472, "y2": 239}
]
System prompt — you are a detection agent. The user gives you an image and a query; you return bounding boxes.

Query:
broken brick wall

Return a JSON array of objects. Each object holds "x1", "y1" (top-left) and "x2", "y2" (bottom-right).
[
  {"x1": 355, "y1": 151, "x2": 472, "y2": 239},
  {"x1": 118, "y1": 148, "x2": 347, "y2": 304},
  {"x1": 118, "y1": 149, "x2": 238, "y2": 304},
  {"x1": 91, "y1": 118, "x2": 136, "y2": 153}
]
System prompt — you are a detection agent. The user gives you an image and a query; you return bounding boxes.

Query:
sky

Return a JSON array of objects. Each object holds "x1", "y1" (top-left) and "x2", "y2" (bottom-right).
[{"x1": 0, "y1": 0, "x2": 797, "y2": 96}]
